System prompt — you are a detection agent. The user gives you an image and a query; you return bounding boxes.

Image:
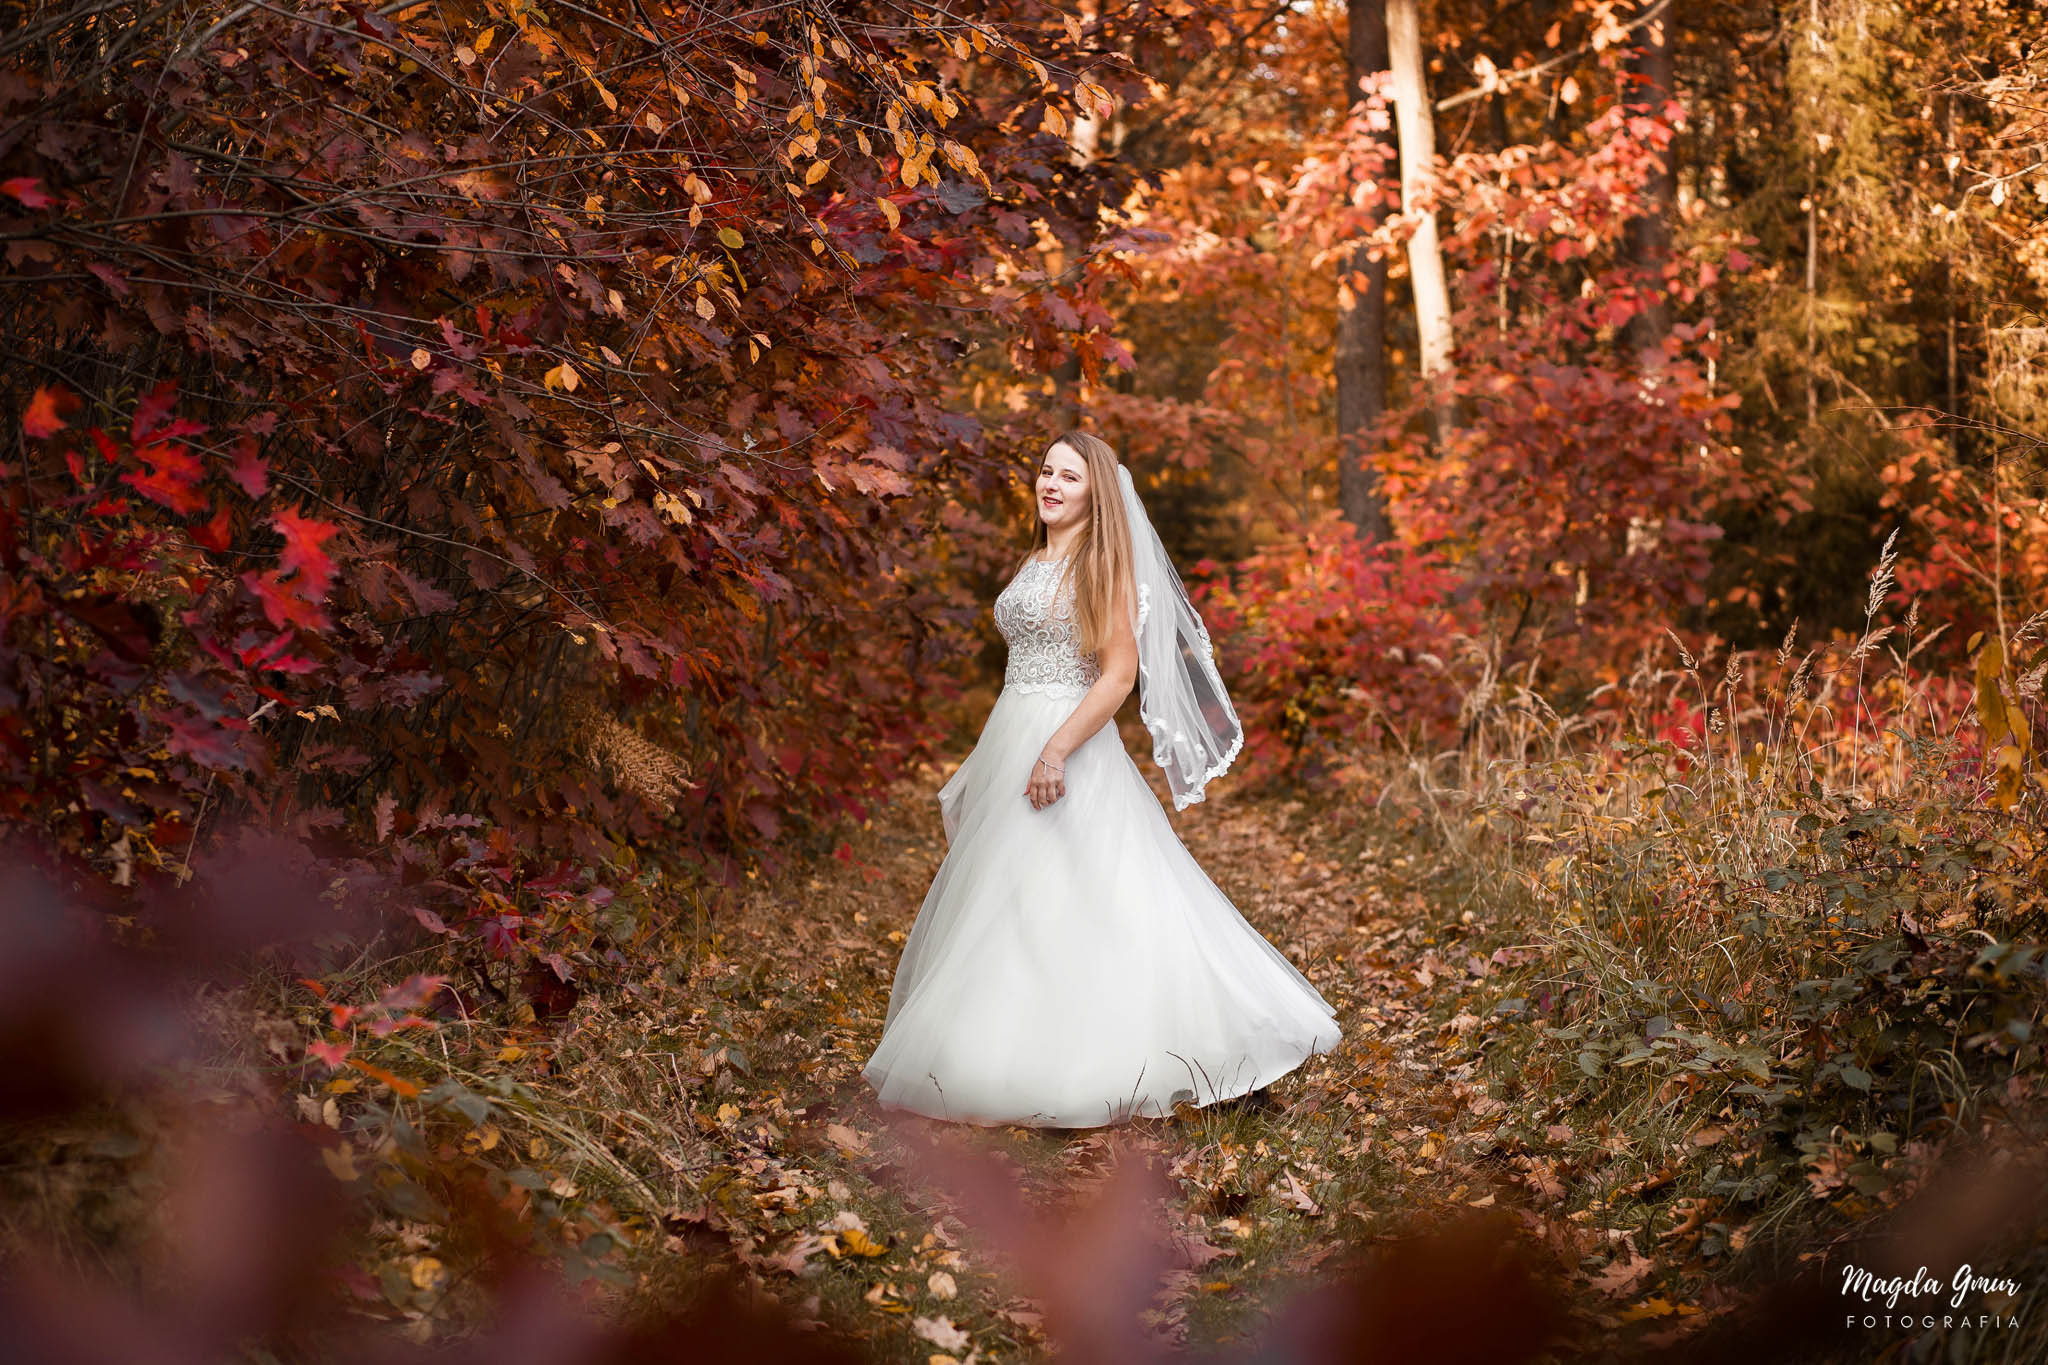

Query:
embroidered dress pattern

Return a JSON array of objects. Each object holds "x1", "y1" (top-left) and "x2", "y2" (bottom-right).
[{"x1": 995, "y1": 556, "x2": 1101, "y2": 697}]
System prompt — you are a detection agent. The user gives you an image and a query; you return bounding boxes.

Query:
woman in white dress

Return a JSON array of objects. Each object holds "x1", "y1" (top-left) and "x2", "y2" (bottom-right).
[{"x1": 861, "y1": 431, "x2": 1341, "y2": 1128}]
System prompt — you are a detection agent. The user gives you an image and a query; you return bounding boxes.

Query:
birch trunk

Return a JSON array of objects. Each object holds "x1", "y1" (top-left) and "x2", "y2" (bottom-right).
[{"x1": 1386, "y1": 0, "x2": 1455, "y2": 436}]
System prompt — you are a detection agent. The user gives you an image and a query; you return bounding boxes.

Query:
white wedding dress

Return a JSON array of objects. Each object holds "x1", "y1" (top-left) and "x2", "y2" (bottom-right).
[{"x1": 861, "y1": 553, "x2": 1342, "y2": 1128}]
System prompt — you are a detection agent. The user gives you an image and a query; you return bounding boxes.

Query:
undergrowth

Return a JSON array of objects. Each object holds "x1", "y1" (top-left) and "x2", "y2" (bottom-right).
[{"x1": 1321, "y1": 535, "x2": 2048, "y2": 1358}]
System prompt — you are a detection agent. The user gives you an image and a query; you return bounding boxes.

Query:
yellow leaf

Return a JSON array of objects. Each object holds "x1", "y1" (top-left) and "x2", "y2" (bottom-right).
[
  {"x1": 716, "y1": 1102, "x2": 741, "y2": 1123},
  {"x1": 321, "y1": 1144, "x2": 359, "y2": 1181},
  {"x1": 544, "y1": 362, "x2": 580, "y2": 393},
  {"x1": 497, "y1": 1045, "x2": 525, "y2": 1062},
  {"x1": 1042, "y1": 104, "x2": 1066, "y2": 138},
  {"x1": 1976, "y1": 636, "x2": 2010, "y2": 746},
  {"x1": 877, "y1": 197, "x2": 900, "y2": 230},
  {"x1": 717, "y1": 226, "x2": 744, "y2": 250},
  {"x1": 1991, "y1": 744, "x2": 2026, "y2": 810},
  {"x1": 410, "y1": 1257, "x2": 446, "y2": 1291},
  {"x1": 473, "y1": 25, "x2": 495, "y2": 53},
  {"x1": 593, "y1": 79, "x2": 618, "y2": 112},
  {"x1": 696, "y1": 295, "x2": 715, "y2": 320},
  {"x1": 806, "y1": 158, "x2": 830, "y2": 185},
  {"x1": 838, "y1": 1227, "x2": 889, "y2": 1257}
]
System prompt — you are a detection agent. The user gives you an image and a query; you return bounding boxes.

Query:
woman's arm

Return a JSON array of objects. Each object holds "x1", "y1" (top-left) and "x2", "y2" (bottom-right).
[{"x1": 1026, "y1": 580, "x2": 1139, "y2": 810}]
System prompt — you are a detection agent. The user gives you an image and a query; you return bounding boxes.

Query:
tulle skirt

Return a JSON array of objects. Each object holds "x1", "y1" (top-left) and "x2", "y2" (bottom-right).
[{"x1": 861, "y1": 683, "x2": 1342, "y2": 1128}]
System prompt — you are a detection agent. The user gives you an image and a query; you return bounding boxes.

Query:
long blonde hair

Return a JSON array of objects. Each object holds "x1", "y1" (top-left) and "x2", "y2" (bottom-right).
[{"x1": 1020, "y1": 430, "x2": 1135, "y2": 660}]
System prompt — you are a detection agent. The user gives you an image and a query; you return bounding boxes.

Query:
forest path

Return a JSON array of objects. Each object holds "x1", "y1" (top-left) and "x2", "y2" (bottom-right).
[{"x1": 656, "y1": 739, "x2": 1633, "y2": 1360}]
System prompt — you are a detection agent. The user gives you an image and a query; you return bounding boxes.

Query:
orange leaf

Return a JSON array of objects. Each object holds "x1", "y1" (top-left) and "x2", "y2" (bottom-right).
[
  {"x1": 347, "y1": 1057, "x2": 421, "y2": 1097},
  {"x1": 22, "y1": 385, "x2": 73, "y2": 438}
]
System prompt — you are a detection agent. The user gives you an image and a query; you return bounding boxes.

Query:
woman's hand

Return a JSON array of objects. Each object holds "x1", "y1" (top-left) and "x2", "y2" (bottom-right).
[{"x1": 1026, "y1": 750, "x2": 1067, "y2": 810}]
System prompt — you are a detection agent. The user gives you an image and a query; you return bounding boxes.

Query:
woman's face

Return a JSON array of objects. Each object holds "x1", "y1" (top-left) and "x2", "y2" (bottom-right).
[{"x1": 1035, "y1": 441, "x2": 1090, "y2": 532}]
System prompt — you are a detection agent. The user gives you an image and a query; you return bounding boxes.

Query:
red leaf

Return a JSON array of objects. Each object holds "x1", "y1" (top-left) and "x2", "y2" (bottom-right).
[
  {"x1": 1, "y1": 177, "x2": 54, "y2": 209},
  {"x1": 192, "y1": 503, "x2": 234, "y2": 551},
  {"x1": 121, "y1": 440, "x2": 208, "y2": 515},
  {"x1": 164, "y1": 711, "x2": 251, "y2": 769},
  {"x1": 306, "y1": 1039, "x2": 352, "y2": 1069},
  {"x1": 229, "y1": 436, "x2": 269, "y2": 497},
  {"x1": 22, "y1": 385, "x2": 74, "y2": 438},
  {"x1": 243, "y1": 568, "x2": 331, "y2": 630},
  {"x1": 377, "y1": 974, "x2": 446, "y2": 1011},
  {"x1": 131, "y1": 381, "x2": 178, "y2": 442},
  {"x1": 274, "y1": 505, "x2": 340, "y2": 595},
  {"x1": 481, "y1": 914, "x2": 522, "y2": 957}
]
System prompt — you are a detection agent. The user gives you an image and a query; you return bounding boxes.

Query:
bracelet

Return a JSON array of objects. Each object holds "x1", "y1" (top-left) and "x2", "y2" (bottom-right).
[{"x1": 1037, "y1": 756, "x2": 1064, "y2": 776}]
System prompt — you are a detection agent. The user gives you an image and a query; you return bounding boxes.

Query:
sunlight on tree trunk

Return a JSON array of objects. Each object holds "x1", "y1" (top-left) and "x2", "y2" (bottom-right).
[{"x1": 1387, "y1": 0, "x2": 1455, "y2": 439}]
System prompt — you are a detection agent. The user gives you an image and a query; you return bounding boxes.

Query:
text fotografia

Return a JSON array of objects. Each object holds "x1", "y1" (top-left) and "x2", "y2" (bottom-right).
[{"x1": 1841, "y1": 1264, "x2": 2023, "y2": 1331}]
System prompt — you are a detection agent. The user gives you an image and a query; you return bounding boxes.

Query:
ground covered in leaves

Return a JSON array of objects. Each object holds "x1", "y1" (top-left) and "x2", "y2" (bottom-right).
[
  {"x1": 20, "y1": 727, "x2": 2048, "y2": 1363},
  {"x1": 34, "y1": 707, "x2": 2021, "y2": 1365},
  {"x1": 499, "y1": 732, "x2": 2039, "y2": 1364}
]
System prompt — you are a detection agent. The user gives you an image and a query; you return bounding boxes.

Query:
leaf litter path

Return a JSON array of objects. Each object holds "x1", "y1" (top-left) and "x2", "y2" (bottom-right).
[{"x1": 659, "y1": 752, "x2": 1634, "y2": 1360}]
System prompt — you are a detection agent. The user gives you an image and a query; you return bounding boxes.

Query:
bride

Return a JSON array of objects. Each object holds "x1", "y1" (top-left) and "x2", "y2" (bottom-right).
[{"x1": 861, "y1": 431, "x2": 1342, "y2": 1128}]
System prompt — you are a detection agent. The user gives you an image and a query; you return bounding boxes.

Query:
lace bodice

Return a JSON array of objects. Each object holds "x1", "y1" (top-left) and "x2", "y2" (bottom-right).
[{"x1": 995, "y1": 556, "x2": 1101, "y2": 696}]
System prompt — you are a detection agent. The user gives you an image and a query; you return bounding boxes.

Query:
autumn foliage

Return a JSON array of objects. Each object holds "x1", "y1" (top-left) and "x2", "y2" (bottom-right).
[
  {"x1": 1, "y1": 2, "x2": 1231, "y2": 946},
  {"x1": 6, "y1": 0, "x2": 2048, "y2": 1357}
]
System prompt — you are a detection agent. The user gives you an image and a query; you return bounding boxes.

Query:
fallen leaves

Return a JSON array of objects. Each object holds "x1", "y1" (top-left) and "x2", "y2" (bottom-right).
[
  {"x1": 1275, "y1": 1169, "x2": 1321, "y2": 1216},
  {"x1": 910, "y1": 1314, "x2": 970, "y2": 1351}
]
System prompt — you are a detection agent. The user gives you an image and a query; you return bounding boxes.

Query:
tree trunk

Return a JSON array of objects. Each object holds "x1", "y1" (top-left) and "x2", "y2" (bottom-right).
[
  {"x1": 1335, "y1": 0, "x2": 1394, "y2": 541},
  {"x1": 1386, "y1": 0, "x2": 1455, "y2": 437},
  {"x1": 1623, "y1": 0, "x2": 1677, "y2": 362}
]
